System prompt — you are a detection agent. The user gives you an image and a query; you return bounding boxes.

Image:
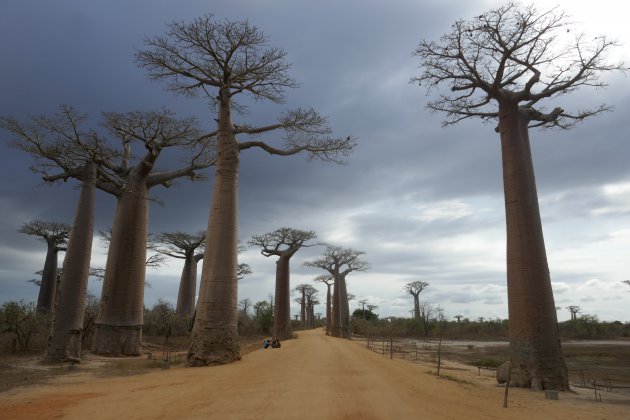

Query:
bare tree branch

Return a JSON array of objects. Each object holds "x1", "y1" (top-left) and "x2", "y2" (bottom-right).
[{"x1": 413, "y1": 1, "x2": 626, "y2": 128}]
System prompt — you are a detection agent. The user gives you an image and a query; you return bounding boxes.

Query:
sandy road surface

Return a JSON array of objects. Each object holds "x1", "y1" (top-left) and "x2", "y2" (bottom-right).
[{"x1": 1, "y1": 329, "x2": 626, "y2": 419}]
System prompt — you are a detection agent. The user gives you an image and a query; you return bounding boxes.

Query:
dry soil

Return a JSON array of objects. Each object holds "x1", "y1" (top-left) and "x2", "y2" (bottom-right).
[{"x1": 0, "y1": 329, "x2": 627, "y2": 419}]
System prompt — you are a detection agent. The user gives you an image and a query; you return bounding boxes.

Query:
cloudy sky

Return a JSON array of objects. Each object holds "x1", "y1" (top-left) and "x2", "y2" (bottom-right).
[{"x1": 1, "y1": 0, "x2": 629, "y2": 323}]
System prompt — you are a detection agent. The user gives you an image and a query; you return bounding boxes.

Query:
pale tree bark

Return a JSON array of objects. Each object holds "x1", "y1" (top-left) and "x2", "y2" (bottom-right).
[
  {"x1": 305, "y1": 246, "x2": 368, "y2": 339},
  {"x1": 314, "y1": 274, "x2": 333, "y2": 334},
  {"x1": 403, "y1": 281, "x2": 429, "y2": 325},
  {"x1": 44, "y1": 162, "x2": 96, "y2": 362},
  {"x1": 18, "y1": 221, "x2": 70, "y2": 314},
  {"x1": 93, "y1": 174, "x2": 149, "y2": 355},
  {"x1": 304, "y1": 287, "x2": 319, "y2": 329},
  {"x1": 153, "y1": 231, "x2": 206, "y2": 317},
  {"x1": 175, "y1": 253, "x2": 203, "y2": 317},
  {"x1": 414, "y1": 1, "x2": 624, "y2": 391},
  {"x1": 250, "y1": 228, "x2": 316, "y2": 339},
  {"x1": 498, "y1": 102, "x2": 566, "y2": 389},
  {"x1": 294, "y1": 284, "x2": 310, "y2": 328},
  {"x1": 136, "y1": 15, "x2": 354, "y2": 365}
]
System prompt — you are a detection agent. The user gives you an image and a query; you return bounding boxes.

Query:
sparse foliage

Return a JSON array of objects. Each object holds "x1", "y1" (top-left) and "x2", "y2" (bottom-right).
[
  {"x1": 19, "y1": 220, "x2": 70, "y2": 313},
  {"x1": 305, "y1": 246, "x2": 369, "y2": 338},
  {"x1": 250, "y1": 228, "x2": 317, "y2": 338}
]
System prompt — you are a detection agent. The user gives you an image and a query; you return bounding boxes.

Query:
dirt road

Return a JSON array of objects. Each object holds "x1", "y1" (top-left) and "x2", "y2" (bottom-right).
[{"x1": 0, "y1": 329, "x2": 626, "y2": 419}]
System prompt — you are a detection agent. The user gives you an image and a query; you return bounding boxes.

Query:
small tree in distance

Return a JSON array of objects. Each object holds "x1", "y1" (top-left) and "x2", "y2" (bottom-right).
[
  {"x1": 403, "y1": 281, "x2": 429, "y2": 327},
  {"x1": 153, "y1": 231, "x2": 206, "y2": 317},
  {"x1": 314, "y1": 274, "x2": 334, "y2": 334},
  {"x1": 19, "y1": 221, "x2": 70, "y2": 314},
  {"x1": 414, "y1": 1, "x2": 624, "y2": 391},
  {"x1": 249, "y1": 228, "x2": 317, "y2": 339},
  {"x1": 305, "y1": 246, "x2": 368, "y2": 339}
]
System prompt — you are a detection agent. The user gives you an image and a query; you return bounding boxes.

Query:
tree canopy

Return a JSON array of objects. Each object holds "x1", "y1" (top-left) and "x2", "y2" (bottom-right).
[{"x1": 413, "y1": 1, "x2": 625, "y2": 128}]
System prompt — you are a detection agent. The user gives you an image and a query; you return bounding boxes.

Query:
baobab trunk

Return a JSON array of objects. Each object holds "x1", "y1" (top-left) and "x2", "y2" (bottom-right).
[
  {"x1": 331, "y1": 276, "x2": 341, "y2": 337},
  {"x1": 188, "y1": 93, "x2": 241, "y2": 366},
  {"x1": 339, "y1": 275, "x2": 351, "y2": 339},
  {"x1": 45, "y1": 162, "x2": 96, "y2": 362},
  {"x1": 272, "y1": 255, "x2": 291, "y2": 339},
  {"x1": 499, "y1": 102, "x2": 568, "y2": 391},
  {"x1": 176, "y1": 254, "x2": 199, "y2": 317},
  {"x1": 325, "y1": 283, "x2": 332, "y2": 335},
  {"x1": 413, "y1": 295, "x2": 420, "y2": 323},
  {"x1": 93, "y1": 177, "x2": 149, "y2": 356},
  {"x1": 37, "y1": 241, "x2": 61, "y2": 314}
]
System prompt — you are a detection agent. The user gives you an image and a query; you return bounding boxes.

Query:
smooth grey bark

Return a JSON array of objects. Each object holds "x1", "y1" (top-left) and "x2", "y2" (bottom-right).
[
  {"x1": 93, "y1": 175, "x2": 149, "y2": 356},
  {"x1": 45, "y1": 162, "x2": 96, "y2": 362},
  {"x1": 37, "y1": 243, "x2": 63, "y2": 314},
  {"x1": 188, "y1": 89, "x2": 241, "y2": 366},
  {"x1": 176, "y1": 253, "x2": 203, "y2": 317},
  {"x1": 273, "y1": 255, "x2": 291, "y2": 339},
  {"x1": 499, "y1": 103, "x2": 568, "y2": 390}
]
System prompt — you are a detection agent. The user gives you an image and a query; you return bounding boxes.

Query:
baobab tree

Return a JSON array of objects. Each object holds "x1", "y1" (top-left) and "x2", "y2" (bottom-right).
[
  {"x1": 249, "y1": 228, "x2": 317, "y2": 339},
  {"x1": 305, "y1": 287, "x2": 319, "y2": 329},
  {"x1": 18, "y1": 220, "x2": 70, "y2": 314},
  {"x1": 293, "y1": 283, "x2": 312, "y2": 328},
  {"x1": 566, "y1": 305, "x2": 581, "y2": 321},
  {"x1": 92, "y1": 110, "x2": 213, "y2": 356},
  {"x1": 44, "y1": 163, "x2": 97, "y2": 362},
  {"x1": 305, "y1": 246, "x2": 368, "y2": 338},
  {"x1": 2, "y1": 108, "x2": 124, "y2": 361},
  {"x1": 314, "y1": 274, "x2": 334, "y2": 334},
  {"x1": 403, "y1": 281, "x2": 430, "y2": 325},
  {"x1": 414, "y1": 2, "x2": 623, "y2": 391},
  {"x1": 2, "y1": 105, "x2": 215, "y2": 356},
  {"x1": 136, "y1": 15, "x2": 354, "y2": 365},
  {"x1": 357, "y1": 299, "x2": 369, "y2": 319},
  {"x1": 153, "y1": 231, "x2": 206, "y2": 317}
]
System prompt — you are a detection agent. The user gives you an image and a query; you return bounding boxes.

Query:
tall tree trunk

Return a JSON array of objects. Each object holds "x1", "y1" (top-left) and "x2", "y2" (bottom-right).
[
  {"x1": 325, "y1": 283, "x2": 332, "y2": 335},
  {"x1": 188, "y1": 93, "x2": 241, "y2": 366},
  {"x1": 45, "y1": 162, "x2": 96, "y2": 362},
  {"x1": 37, "y1": 241, "x2": 61, "y2": 314},
  {"x1": 272, "y1": 255, "x2": 291, "y2": 339},
  {"x1": 339, "y1": 274, "x2": 351, "y2": 339},
  {"x1": 300, "y1": 289, "x2": 306, "y2": 327},
  {"x1": 176, "y1": 253, "x2": 197, "y2": 317},
  {"x1": 413, "y1": 294, "x2": 420, "y2": 322},
  {"x1": 331, "y1": 275, "x2": 341, "y2": 337},
  {"x1": 499, "y1": 102, "x2": 568, "y2": 391},
  {"x1": 92, "y1": 177, "x2": 149, "y2": 356}
]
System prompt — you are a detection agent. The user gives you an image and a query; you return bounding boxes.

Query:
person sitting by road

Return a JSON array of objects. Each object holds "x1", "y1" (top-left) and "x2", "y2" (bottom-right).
[
  {"x1": 271, "y1": 338, "x2": 281, "y2": 348},
  {"x1": 263, "y1": 339, "x2": 270, "y2": 349}
]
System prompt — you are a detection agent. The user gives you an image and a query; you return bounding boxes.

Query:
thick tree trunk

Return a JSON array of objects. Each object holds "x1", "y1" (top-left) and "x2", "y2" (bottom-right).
[
  {"x1": 176, "y1": 253, "x2": 197, "y2": 317},
  {"x1": 331, "y1": 275, "x2": 341, "y2": 337},
  {"x1": 325, "y1": 284, "x2": 332, "y2": 335},
  {"x1": 45, "y1": 163, "x2": 96, "y2": 362},
  {"x1": 188, "y1": 94, "x2": 241, "y2": 366},
  {"x1": 413, "y1": 295, "x2": 420, "y2": 323},
  {"x1": 36, "y1": 241, "x2": 61, "y2": 314},
  {"x1": 339, "y1": 274, "x2": 351, "y2": 339},
  {"x1": 93, "y1": 177, "x2": 149, "y2": 356},
  {"x1": 272, "y1": 255, "x2": 291, "y2": 339},
  {"x1": 300, "y1": 290, "x2": 306, "y2": 327},
  {"x1": 498, "y1": 102, "x2": 569, "y2": 391}
]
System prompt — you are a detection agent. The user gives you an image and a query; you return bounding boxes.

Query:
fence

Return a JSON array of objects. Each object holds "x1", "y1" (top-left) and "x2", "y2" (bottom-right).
[
  {"x1": 359, "y1": 336, "x2": 630, "y2": 401},
  {"x1": 146, "y1": 350, "x2": 186, "y2": 363}
]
